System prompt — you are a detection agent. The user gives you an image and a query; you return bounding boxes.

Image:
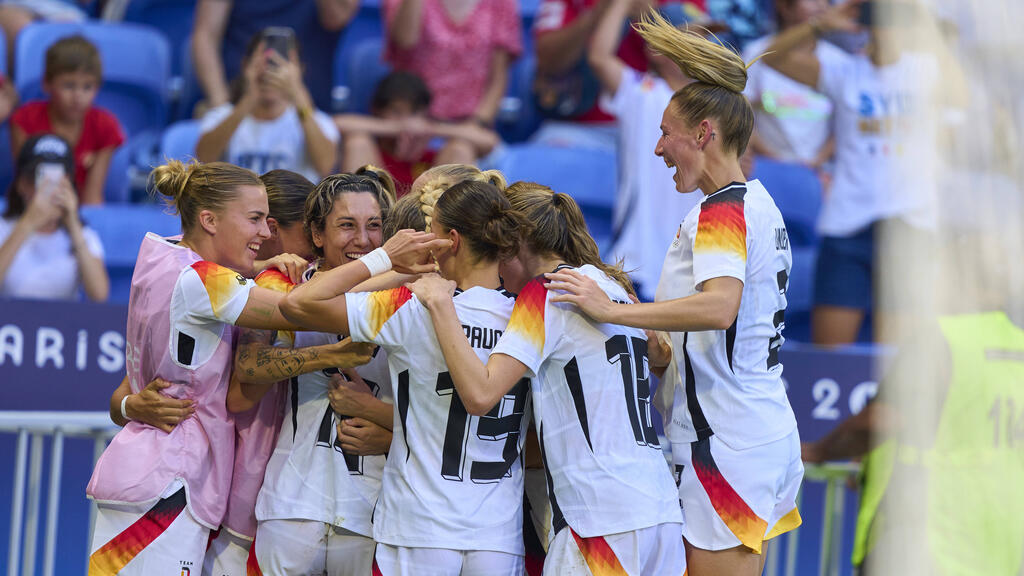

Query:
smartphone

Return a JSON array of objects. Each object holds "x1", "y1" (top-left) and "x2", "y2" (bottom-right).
[
  {"x1": 860, "y1": 1, "x2": 920, "y2": 28},
  {"x1": 262, "y1": 27, "x2": 295, "y2": 67},
  {"x1": 35, "y1": 162, "x2": 65, "y2": 201}
]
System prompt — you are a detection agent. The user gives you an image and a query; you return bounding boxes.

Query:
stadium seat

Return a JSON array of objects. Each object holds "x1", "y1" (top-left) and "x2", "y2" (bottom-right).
[
  {"x1": 495, "y1": 144, "x2": 616, "y2": 251},
  {"x1": 0, "y1": 124, "x2": 11, "y2": 197},
  {"x1": 159, "y1": 119, "x2": 201, "y2": 164},
  {"x1": 752, "y1": 156, "x2": 822, "y2": 246},
  {"x1": 80, "y1": 204, "x2": 181, "y2": 302},
  {"x1": 332, "y1": 5, "x2": 386, "y2": 113},
  {"x1": 0, "y1": 26, "x2": 6, "y2": 76},
  {"x1": 336, "y1": 36, "x2": 391, "y2": 115},
  {"x1": 14, "y1": 21, "x2": 172, "y2": 138},
  {"x1": 496, "y1": 53, "x2": 541, "y2": 143},
  {"x1": 123, "y1": 0, "x2": 196, "y2": 79}
]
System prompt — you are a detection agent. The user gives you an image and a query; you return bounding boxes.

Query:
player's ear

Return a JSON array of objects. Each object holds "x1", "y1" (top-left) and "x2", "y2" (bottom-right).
[
  {"x1": 266, "y1": 217, "x2": 279, "y2": 239},
  {"x1": 198, "y1": 209, "x2": 217, "y2": 236},
  {"x1": 448, "y1": 228, "x2": 461, "y2": 256}
]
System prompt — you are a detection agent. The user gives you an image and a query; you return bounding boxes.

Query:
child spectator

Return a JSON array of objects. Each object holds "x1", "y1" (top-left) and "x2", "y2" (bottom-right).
[
  {"x1": 10, "y1": 35, "x2": 125, "y2": 205},
  {"x1": 743, "y1": 0, "x2": 841, "y2": 170},
  {"x1": 336, "y1": 71, "x2": 498, "y2": 192},
  {"x1": 588, "y1": 0, "x2": 704, "y2": 300},
  {"x1": 195, "y1": 29, "x2": 339, "y2": 183},
  {"x1": 382, "y1": 0, "x2": 522, "y2": 128},
  {"x1": 0, "y1": 133, "x2": 109, "y2": 302}
]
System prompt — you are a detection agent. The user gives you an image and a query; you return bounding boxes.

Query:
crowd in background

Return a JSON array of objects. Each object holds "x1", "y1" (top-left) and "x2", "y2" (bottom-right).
[{"x1": 0, "y1": 0, "x2": 956, "y2": 349}]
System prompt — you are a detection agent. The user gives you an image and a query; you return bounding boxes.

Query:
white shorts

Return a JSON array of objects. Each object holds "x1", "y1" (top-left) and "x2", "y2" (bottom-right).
[
  {"x1": 202, "y1": 528, "x2": 251, "y2": 576},
  {"x1": 372, "y1": 544, "x2": 524, "y2": 576},
  {"x1": 543, "y1": 523, "x2": 685, "y2": 576},
  {"x1": 672, "y1": 429, "x2": 804, "y2": 553},
  {"x1": 250, "y1": 519, "x2": 374, "y2": 575},
  {"x1": 89, "y1": 487, "x2": 210, "y2": 576}
]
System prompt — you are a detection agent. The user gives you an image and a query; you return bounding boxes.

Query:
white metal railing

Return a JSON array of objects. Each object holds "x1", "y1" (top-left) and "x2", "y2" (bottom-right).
[{"x1": 0, "y1": 412, "x2": 118, "y2": 576}]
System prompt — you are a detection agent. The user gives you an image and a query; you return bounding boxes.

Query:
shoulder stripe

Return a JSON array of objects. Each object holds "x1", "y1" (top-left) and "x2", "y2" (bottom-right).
[
  {"x1": 254, "y1": 269, "x2": 296, "y2": 293},
  {"x1": 190, "y1": 261, "x2": 250, "y2": 318},
  {"x1": 367, "y1": 287, "x2": 414, "y2": 338},
  {"x1": 505, "y1": 277, "x2": 547, "y2": 355},
  {"x1": 695, "y1": 186, "x2": 747, "y2": 262}
]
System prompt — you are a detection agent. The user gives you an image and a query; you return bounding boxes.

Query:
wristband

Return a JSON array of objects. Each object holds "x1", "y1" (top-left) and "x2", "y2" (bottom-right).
[
  {"x1": 359, "y1": 247, "x2": 393, "y2": 277},
  {"x1": 120, "y1": 394, "x2": 132, "y2": 422}
]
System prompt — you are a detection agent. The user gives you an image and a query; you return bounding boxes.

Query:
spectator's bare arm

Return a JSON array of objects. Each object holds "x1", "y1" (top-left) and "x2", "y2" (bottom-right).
[
  {"x1": 472, "y1": 50, "x2": 511, "y2": 125},
  {"x1": 588, "y1": 0, "x2": 630, "y2": 96},
  {"x1": 80, "y1": 147, "x2": 112, "y2": 206},
  {"x1": 58, "y1": 177, "x2": 109, "y2": 301},
  {"x1": 194, "y1": 53, "x2": 260, "y2": 163},
  {"x1": 535, "y1": 0, "x2": 609, "y2": 76},
  {"x1": 316, "y1": 0, "x2": 360, "y2": 32},
  {"x1": 763, "y1": 0, "x2": 861, "y2": 88},
  {"x1": 388, "y1": 0, "x2": 425, "y2": 50},
  {"x1": 430, "y1": 121, "x2": 499, "y2": 157},
  {"x1": 191, "y1": 0, "x2": 233, "y2": 107}
]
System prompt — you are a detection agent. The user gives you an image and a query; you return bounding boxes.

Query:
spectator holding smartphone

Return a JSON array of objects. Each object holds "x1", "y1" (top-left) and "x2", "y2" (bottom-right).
[
  {"x1": 195, "y1": 29, "x2": 340, "y2": 182},
  {"x1": 0, "y1": 133, "x2": 109, "y2": 302},
  {"x1": 10, "y1": 35, "x2": 126, "y2": 205}
]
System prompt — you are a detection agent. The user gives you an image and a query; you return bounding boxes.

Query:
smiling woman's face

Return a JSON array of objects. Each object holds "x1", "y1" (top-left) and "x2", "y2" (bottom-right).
[{"x1": 313, "y1": 192, "x2": 384, "y2": 269}]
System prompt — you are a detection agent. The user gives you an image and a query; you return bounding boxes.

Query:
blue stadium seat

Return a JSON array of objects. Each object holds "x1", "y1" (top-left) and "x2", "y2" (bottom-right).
[
  {"x1": 159, "y1": 119, "x2": 201, "y2": 164},
  {"x1": 495, "y1": 144, "x2": 616, "y2": 251},
  {"x1": 752, "y1": 156, "x2": 822, "y2": 246},
  {"x1": 332, "y1": 6, "x2": 386, "y2": 113},
  {"x1": 80, "y1": 204, "x2": 181, "y2": 302},
  {"x1": 0, "y1": 25, "x2": 6, "y2": 76},
  {"x1": 497, "y1": 53, "x2": 541, "y2": 143},
  {"x1": 0, "y1": 124, "x2": 11, "y2": 197},
  {"x1": 337, "y1": 36, "x2": 391, "y2": 115},
  {"x1": 14, "y1": 21, "x2": 171, "y2": 138},
  {"x1": 123, "y1": 0, "x2": 196, "y2": 79}
]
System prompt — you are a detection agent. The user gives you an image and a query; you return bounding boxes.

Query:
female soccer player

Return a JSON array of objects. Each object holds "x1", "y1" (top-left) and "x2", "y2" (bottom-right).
[
  {"x1": 409, "y1": 181, "x2": 686, "y2": 575},
  {"x1": 237, "y1": 170, "x2": 399, "y2": 575},
  {"x1": 281, "y1": 173, "x2": 533, "y2": 576},
  {"x1": 545, "y1": 11, "x2": 802, "y2": 576},
  {"x1": 85, "y1": 160, "x2": 444, "y2": 574}
]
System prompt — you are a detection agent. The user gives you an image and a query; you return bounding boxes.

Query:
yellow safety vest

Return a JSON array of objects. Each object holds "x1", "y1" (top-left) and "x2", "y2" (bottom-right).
[{"x1": 852, "y1": 312, "x2": 1024, "y2": 574}]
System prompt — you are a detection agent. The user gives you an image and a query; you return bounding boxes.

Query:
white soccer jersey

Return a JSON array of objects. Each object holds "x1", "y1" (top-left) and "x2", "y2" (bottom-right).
[
  {"x1": 255, "y1": 329, "x2": 393, "y2": 537},
  {"x1": 346, "y1": 286, "x2": 530, "y2": 555},
  {"x1": 492, "y1": 265, "x2": 682, "y2": 539},
  {"x1": 655, "y1": 180, "x2": 797, "y2": 451}
]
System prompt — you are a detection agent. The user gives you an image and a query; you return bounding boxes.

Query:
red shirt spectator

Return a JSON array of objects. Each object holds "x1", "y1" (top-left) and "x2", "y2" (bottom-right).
[
  {"x1": 11, "y1": 101, "x2": 125, "y2": 198},
  {"x1": 380, "y1": 147, "x2": 437, "y2": 196},
  {"x1": 383, "y1": 0, "x2": 523, "y2": 121}
]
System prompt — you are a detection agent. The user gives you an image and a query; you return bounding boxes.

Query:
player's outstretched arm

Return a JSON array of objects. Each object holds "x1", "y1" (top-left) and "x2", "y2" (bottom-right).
[{"x1": 410, "y1": 274, "x2": 528, "y2": 416}]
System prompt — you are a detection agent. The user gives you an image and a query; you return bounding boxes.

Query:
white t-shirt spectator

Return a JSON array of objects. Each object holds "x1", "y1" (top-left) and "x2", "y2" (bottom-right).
[
  {"x1": 0, "y1": 218, "x2": 105, "y2": 300},
  {"x1": 600, "y1": 69, "x2": 701, "y2": 299},
  {"x1": 817, "y1": 51, "x2": 938, "y2": 237},
  {"x1": 199, "y1": 104, "x2": 339, "y2": 182},
  {"x1": 743, "y1": 36, "x2": 844, "y2": 165}
]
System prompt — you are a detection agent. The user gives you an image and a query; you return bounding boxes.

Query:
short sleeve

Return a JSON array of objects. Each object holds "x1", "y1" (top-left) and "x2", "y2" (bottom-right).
[
  {"x1": 533, "y1": 0, "x2": 570, "y2": 35},
  {"x1": 254, "y1": 269, "x2": 296, "y2": 293},
  {"x1": 345, "y1": 287, "x2": 418, "y2": 347},
  {"x1": 178, "y1": 261, "x2": 257, "y2": 325},
  {"x1": 199, "y1": 104, "x2": 234, "y2": 135},
  {"x1": 81, "y1": 227, "x2": 105, "y2": 260},
  {"x1": 10, "y1": 101, "x2": 48, "y2": 134},
  {"x1": 817, "y1": 47, "x2": 855, "y2": 101},
  {"x1": 599, "y1": 68, "x2": 644, "y2": 115},
  {"x1": 491, "y1": 278, "x2": 552, "y2": 377},
  {"x1": 90, "y1": 108, "x2": 126, "y2": 150},
  {"x1": 312, "y1": 110, "x2": 341, "y2": 143},
  {"x1": 692, "y1": 188, "x2": 747, "y2": 289},
  {"x1": 491, "y1": 0, "x2": 523, "y2": 57}
]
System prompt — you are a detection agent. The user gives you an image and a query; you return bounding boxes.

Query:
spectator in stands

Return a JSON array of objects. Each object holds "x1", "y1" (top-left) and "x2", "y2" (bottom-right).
[
  {"x1": 195, "y1": 30, "x2": 340, "y2": 183},
  {"x1": 531, "y1": 0, "x2": 708, "y2": 152},
  {"x1": 10, "y1": 35, "x2": 125, "y2": 205},
  {"x1": 0, "y1": 0, "x2": 89, "y2": 72},
  {"x1": 762, "y1": 0, "x2": 954, "y2": 346},
  {"x1": 191, "y1": 0, "x2": 357, "y2": 113},
  {"x1": 0, "y1": 71, "x2": 16, "y2": 123},
  {"x1": 706, "y1": 0, "x2": 772, "y2": 49},
  {"x1": 588, "y1": 0, "x2": 703, "y2": 300},
  {"x1": 336, "y1": 71, "x2": 498, "y2": 192},
  {"x1": 382, "y1": 0, "x2": 522, "y2": 143},
  {"x1": 743, "y1": 0, "x2": 840, "y2": 174},
  {"x1": 0, "y1": 133, "x2": 108, "y2": 301}
]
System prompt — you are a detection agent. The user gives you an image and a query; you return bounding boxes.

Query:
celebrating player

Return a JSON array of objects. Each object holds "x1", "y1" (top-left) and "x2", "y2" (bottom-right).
[
  {"x1": 86, "y1": 160, "x2": 443, "y2": 574},
  {"x1": 545, "y1": 11, "x2": 802, "y2": 576},
  {"x1": 281, "y1": 171, "x2": 534, "y2": 575},
  {"x1": 409, "y1": 181, "x2": 686, "y2": 575}
]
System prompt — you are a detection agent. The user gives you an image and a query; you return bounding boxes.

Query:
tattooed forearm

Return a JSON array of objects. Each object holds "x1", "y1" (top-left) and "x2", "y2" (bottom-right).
[{"x1": 236, "y1": 343, "x2": 326, "y2": 384}]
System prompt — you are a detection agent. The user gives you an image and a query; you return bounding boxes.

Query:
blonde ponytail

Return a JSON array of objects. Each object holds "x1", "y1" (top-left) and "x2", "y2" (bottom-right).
[{"x1": 633, "y1": 8, "x2": 755, "y2": 156}]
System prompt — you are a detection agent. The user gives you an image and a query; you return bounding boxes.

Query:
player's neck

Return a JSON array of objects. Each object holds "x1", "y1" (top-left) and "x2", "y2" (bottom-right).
[
  {"x1": 525, "y1": 253, "x2": 566, "y2": 278},
  {"x1": 451, "y1": 259, "x2": 501, "y2": 292},
  {"x1": 698, "y1": 155, "x2": 746, "y2": 197}
]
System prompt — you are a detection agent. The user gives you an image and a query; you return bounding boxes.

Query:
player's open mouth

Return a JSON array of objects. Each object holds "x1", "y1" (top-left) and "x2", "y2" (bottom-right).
[
  {"x1": 345, "y1": 252, "x2": 368, "y2": 261},
  {"x1": 247, "y1": 242, "x2": 261, "y2": 255}
]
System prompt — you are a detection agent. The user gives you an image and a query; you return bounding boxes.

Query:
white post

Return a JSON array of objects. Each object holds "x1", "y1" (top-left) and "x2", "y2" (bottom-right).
[
  {"x1": 42, "y1": 429, "x2": 65, "y2": 576},
  {"x1": 21, "y1": 434, "x2": 44, "y2": 576},
  {"x1": 7, "y1": 430, "x2": 28, "y2": 576}
]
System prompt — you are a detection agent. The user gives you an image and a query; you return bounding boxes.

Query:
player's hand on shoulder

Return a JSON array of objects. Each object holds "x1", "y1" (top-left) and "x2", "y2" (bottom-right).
[
  {"x1": 255, "y1": 253, "x2": 309, "y2": 283},
  {"x1": 407, "y1": 273, "x2": 456, "y2": 311},
  {"x1": 545, "y1": 269, "x2": 615, "y2": 322},
  {"x1": 127, "y1": 378, "x2": 196, "y2": 433}
]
